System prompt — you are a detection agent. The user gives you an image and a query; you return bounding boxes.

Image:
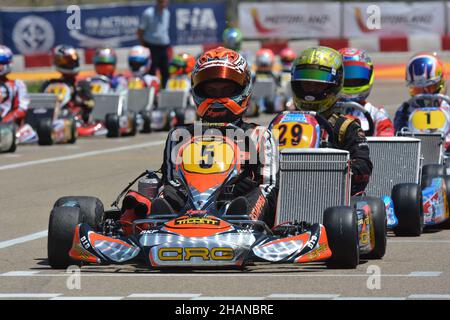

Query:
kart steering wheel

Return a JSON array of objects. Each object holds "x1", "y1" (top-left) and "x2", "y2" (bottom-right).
[
  {"x1": 334, "y1": 101, "x2": 375, "y2": 137},
  {"x1": 409, "y1": 93, "x2": 450, "y2": 109}
]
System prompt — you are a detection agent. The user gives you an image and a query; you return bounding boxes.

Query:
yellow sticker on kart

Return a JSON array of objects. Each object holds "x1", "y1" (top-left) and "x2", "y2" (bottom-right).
[
  {"x1": 411, "y1": 109, "x2": 447, "y2": 131},
  {"x1": 182, "y1": 138, "x2": 235, "y2": 174},
  {"x1": 167, "y1": 79, "x2": 188, "y2": 90},
  {"x1": 272, "y1": 122, "x2": 315, "y2": 149},
  {"x1": 128, "y1": 78, "x2": 145, "y2": 90},
  {"x1": 44, "y1": 83, "x2": 70, "y2": 102}
]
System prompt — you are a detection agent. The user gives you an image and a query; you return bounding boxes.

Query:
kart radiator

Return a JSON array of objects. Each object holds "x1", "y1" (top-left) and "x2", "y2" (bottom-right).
[
  {"x1": 252, "y1": 79, "x2": 276, "y2": 100},
  {"x1": 127, "y1": 89, "x2": 154, "y2": 112},
  {"x1": 276, "y1": 148, "x2": 351, "y2": 224},
  {"x1": 157, "y1": 90, "x2": 187, "y2": 110},
  {"x1": 366, "y1": 137, "x2": 421, "y2": 197},
  {"x1": 92, "y1": 93, "x2": 126, "y2": 120},
  {"x1": 398, "y1": 132, "x2": 443, "y2": 165}
]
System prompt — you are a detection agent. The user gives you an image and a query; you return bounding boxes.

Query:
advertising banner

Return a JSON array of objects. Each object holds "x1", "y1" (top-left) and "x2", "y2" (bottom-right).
[
  {"x1": 0, "y1": 2, "x2": 226, "y2": 54},
  {"x1": 343, "y1": 2, "x2": 445, "y2": 37},
  {"x1": 238, "y1": 2, "x2": 341, "y2": 39}
]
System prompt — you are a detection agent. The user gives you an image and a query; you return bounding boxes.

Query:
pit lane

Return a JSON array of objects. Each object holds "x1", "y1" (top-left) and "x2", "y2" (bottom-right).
[{"x1": 1, "y1": 81, "x2": 449, "y2": 300}]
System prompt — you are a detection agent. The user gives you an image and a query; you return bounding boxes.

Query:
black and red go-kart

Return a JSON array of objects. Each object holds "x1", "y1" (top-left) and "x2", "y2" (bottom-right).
[{"x1": 48, "y1": 123, "x2": 385, "y2": 270}]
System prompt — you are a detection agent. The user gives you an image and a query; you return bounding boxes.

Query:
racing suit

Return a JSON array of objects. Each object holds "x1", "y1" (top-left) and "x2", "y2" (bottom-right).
[
  {"x1": 41, "y1": 76, "x2": 94, "y2": 123},
  {"x1": 327, "y1": 113, "x2": 373, "y2": 195},
  {"x1": 394, "y1": 98, "x2": 450, "y2": 149},
  {"x1": 345, "y1": 101, "x2": 394, "y2": 137},
  {"x1": 159, "y1": 120, "x2": 279, "y2": 226},
  {"x1": 0, "y1": 77, "x2": 29, "y2": 125}
]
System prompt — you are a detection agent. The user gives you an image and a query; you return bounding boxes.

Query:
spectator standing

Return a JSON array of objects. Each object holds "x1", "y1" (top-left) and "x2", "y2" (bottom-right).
[{"x1": 137, "y1": 0, "x2": 171, "y2": 88}]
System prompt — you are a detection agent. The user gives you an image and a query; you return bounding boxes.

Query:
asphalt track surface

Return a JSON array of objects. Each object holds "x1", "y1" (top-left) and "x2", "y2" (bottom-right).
[{"x1": 1, "y1": 80, "x2": 450, "y2": 300}]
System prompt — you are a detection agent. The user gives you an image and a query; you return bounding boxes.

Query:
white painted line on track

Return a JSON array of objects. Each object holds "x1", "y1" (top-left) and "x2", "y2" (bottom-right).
[
  {"x1": 0, "y1": 140, "x2": 164, "y2": 171},
  {"x1": 388, "y1": 240, "x2": 450, "y2": 243},
  {"x1": 408, "y1": 271, "x2": 442, "y2": 277},
  {"x1": 334, "y1": 297, "x2": 407, "y2": 300},
  {"x1": 0, "y1": 230, "x2": 47, "y2": 250},
  {"x1": 267, "y1": 294, "x2": 340, "y2": 299},
  {"x1": 193, "y1": 296, "x2": 265, "y2": 300},
  {"x1": 1, "y1": 271, "x2": 40, "y2": 276},
  {"x1": 128, "y1": 293, "x2": 201, "y2": 299},
  {"x1": 0, "y1": 293, "x2": 61, "y2": 298},
  {"x1": 51, "y1": 296, "x2": 123, "y2": 300},
  {"x1": 408, "y1": 294, "x2": 450, "y2": 299}
]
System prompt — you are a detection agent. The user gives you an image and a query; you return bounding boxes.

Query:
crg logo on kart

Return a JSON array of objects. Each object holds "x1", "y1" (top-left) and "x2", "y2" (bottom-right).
[{"x1": 157, "y1": 247, "x2": 235, "y2": 261}]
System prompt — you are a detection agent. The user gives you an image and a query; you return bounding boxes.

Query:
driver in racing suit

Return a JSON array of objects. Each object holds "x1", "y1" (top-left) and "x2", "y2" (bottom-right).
[
  {"x1": 41, "y1": 45, "x2": 94, "y2": 123},
  {"x1": 0, "y1": 45, "x2": 29, "y2": 125},
  {"x1": 121, "y1": 47, "x2": 278, "y2": 228},
  {"x1": 290, "y1": 46, "x2": 373, "y2": 195}
]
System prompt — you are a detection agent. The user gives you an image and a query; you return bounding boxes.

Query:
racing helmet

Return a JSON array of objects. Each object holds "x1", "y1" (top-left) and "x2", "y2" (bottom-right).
[
  {"x1": 0, "y1": 45, "x2": 13, "y2": 76},
  {"x1": 169, "y1": 53, "x2": 196, "y2": 76},
  {"x1": 222, "y1": 28, "x2": 243, "y2": 52},
  {"x1": 191, "y1": 47, "x2": 252, "y2": 123},
  {"x1": 339, "y1": 47, "x2": 374, "y2": 102},
  {"x1": 255, "y1": 48, "x2": 275, "y2": 72},
  {"x1": 128, "y1": 45, "x2": 152, "y2": 76},
  {"x1": 93, "y1": 47, "x2": 117, "y2": 77},
  {"x1": 406, "y1": 52, "x2": 446, "y2": 96},
  {"x1": 53, "y1": 45, "x2": 80, "y2": 76},
  {"x1": 279, "y1": 47, "x2": 296, "y2": 72},
  {"x1": 291, "y1": 46, "x2": 344, "y2": 115}
]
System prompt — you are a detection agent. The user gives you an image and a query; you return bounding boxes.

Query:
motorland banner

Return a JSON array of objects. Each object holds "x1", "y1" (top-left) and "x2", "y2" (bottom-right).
[
  {"x1": 343, "y1": 2, "x2": 445, "y2": 37},
  {"x1": 0, "y1": 2, "x2": 226, "y2": 54},
  {"x1": 238, "y1": 2, "x2": 341, "y2": 39}
]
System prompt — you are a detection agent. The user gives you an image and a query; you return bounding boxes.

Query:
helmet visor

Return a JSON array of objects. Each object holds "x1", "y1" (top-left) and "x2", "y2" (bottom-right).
[
  {"x1": 292, "y1": 65, "x2": 339, "y2": 83},
  {"x1": 291, "y1": 80, "x2": 340, "y2": 102},
  {"x1": 194, "y1": 79, "x2": 243, "y2": 98},
  {"x1": 343, "y1": 65, "x2": 372, "y2": 87},
  {"x1": 55, "y1": 54, "x2": 79, "y2": 70}
]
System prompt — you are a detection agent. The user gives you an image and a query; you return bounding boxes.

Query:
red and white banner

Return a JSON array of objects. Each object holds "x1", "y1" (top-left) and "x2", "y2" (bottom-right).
[
  {"x1": 238, "y1": 2, "x2": 340, "y2": 39},
  {"x1": 343, "y1": 2, "x2": 445, "y2": 37}
]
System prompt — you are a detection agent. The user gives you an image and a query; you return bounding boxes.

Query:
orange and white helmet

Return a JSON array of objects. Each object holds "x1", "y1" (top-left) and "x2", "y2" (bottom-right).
[
  {"x1": 191, "y1": 47, "x2": 252, "y2": 123},
  {"x1": 255, "y1": 48, "x2": 275, "y2": 72}
]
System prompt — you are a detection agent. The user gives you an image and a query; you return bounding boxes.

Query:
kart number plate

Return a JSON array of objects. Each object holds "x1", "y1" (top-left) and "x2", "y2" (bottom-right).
[
  {"x1": 411, "y1": 109, "x2": 447, "y2": 131},
  {"x1": 272, "y1": 122, "x2": 316, "y2": 149}
]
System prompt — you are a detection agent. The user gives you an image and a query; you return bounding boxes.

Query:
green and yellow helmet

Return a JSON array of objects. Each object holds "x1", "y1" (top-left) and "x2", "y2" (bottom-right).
[{"x1": 291, "y1": 46, "x2": 344, "y2": 115}]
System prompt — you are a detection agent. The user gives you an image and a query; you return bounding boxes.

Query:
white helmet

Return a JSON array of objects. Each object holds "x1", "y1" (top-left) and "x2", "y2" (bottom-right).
[
  {"x1": 128, "y1": 46, "x2": 152, "y2": 76},
  {"x1": 0, "y1": 45, "x2": 13, "y2": 76}
]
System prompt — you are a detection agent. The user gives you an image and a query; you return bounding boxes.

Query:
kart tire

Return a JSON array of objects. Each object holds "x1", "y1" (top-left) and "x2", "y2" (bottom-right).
[
  {"x1": 37, "y1": 118, "x2": 54, "y2": 146},
  {"x1": 67, "y1": 117, "x2": 77, "y2": 144},
  {"x1": 422, "y1": 164, "x2": 446, "y2": 184},
  {"x1": 7, "y1": 123, "x2": 16, "y2": 153},
  {"x1": 438, "y1": 175, "x2": 450, "y2": 229},
  {"x1": 105, "y1": 113, "x2": 120, "y2": 138},
  {"x1": 47, "y1": 206, "x2": 81, "y2": 269},
  {"x1": 323, "y1": 206, "x2": 359, "y2": 269},
  {"x1": 140, "y1": 110, "x2": 152, "y2": 133},
  {"x1": 54, "y1": 196, "x2": 104, "y2": 231},
  {"x1": 392, "y1": 183, "x2": 423, "y2": 237},
  {"x1": 125, "y1": 111, "x2": 138, "y2": 137},
  {"x1": 352, "y1": 196, "x2": 387, "y2": 260},
  {"x1": 264, "y1": 98, "x2": 274, "y2": 114}
]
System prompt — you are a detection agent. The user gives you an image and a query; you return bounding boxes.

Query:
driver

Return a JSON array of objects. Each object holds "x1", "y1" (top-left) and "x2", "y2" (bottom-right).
[
  {"x1": 394, "y1": 52, "x2": 450, "y2": 141},
  {"x1": 41, "y1": 45, "x2": 94, "y2": 122},
  {"x1": 339, "y1": 47, "x2": 394, "y2": 137},
  {"x1": 90, "y1": 47, "x2": 128, "y2": 93},
  {"x1": 121, "y1": 47, "x2": 278, "y2": 227},
  {"x1": 0, "y1": 45, "x2": 29, "y2": 125},
  {"x1": 290, "y1": 46, "x2": 373, "y2": 195}
]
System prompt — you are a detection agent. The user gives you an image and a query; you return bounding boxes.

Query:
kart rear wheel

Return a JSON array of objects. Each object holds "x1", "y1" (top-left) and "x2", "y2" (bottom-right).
[
  {"x1": 105, "y1": 113, "x2": 120, "y2": 138},
  {"x1": 353, "y1": 196, "x2": 387, "y2": 260},
  {"x1": 140, "y1": 110, "x2": 152, "y2": 133},
  {"x1": 54, "y1": 196, "x2": 104, "y2": 231},
  {"x1": 7, "y1": 124, "x2": 16, "y2": 153},
  {"x1": 47, "y1": 206, "x2": 81, "y2": 269},
  {"x1": 422, "y1": 164, "x2": 446, "y2": 185},
  {"x1": 392, "y1": 183, "x2": 423, "y2": 236},
  {"x1": 37, "y1": 118, "x2": 54, "y2": 146},
  {"x1": 439, "y1": 175, "x2": 450, "y2": 229},
  {"x1": 323, "y1": 206, "x2": 359, "y2": 269},
  {"x1": 67, "y1": 117, "x2": 77, "y2": 144}
]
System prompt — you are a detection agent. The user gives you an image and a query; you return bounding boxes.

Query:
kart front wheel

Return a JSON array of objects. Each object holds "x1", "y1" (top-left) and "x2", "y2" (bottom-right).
[
  {"x1": 355, "y1": 196, "x2": 387, "y2": 260},
  {"x1": 323, "y1": 206, "x2": 359, "y2": 269},
  {"x1": 37, "y1": 118, "x2": 54, "y2": 146},
  {"x1": 140, "y1": 110, "x2": 152, "y2": 133},
  {"x1": 54, "y1": 196, "x2": 104, "y2": 231},
  {"x1": 105, "y1": 113, "x2": 120, "y2": 138},
  {"x1": 67, "y1": 117, "x2": 77, "y2": 144},
  {"x1": 47, "y1": 206, "x2": 81, "y2": 269},
  {"x1": 6, "y1": 123, "x2": 16, "y2": 153},
  {"x1": 392, "y1": 183, "x2": 423, "y2": 236}
]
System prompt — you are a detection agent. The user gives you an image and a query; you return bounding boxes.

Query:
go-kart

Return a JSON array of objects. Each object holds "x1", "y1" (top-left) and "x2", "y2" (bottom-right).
[
  {"x1": 151, "y1": 76, "x2": 196, "y2": 131},
  {"x1": 246, "y1": 74, "x2": 280, "y2": 117},
  {"x1": 48, "y1": 123, "x2": 375, "y2": 270},
  {"x1": 268, "y1": 111, "x2": 386, "y2": 265},
  {"x1": 127, "y1": 77, "x2": 158, "y2": 133},
  {"x1": 17, "y1": 92, "x2": 77, "y2": 146}
]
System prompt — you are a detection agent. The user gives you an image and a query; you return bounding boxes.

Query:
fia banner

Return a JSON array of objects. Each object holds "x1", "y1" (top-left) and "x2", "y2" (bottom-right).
[
  {"x1": 343, "y1": 2, "x2": 445, "y2": 37},
  {"x1": 238, "y1": 2, "x2": 341, "y2": 39},
  {"x1": 0, "y1": 2, "x2": 226, "y2": 54}
]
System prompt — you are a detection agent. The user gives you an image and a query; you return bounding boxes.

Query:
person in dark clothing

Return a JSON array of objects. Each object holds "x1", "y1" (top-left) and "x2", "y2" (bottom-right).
[
  {"x1": 137, "y1": 0, "x2": 171, "y2": 89},
  {"x1": 290, "y1": 46, "x2": 373, "y2": 195}
]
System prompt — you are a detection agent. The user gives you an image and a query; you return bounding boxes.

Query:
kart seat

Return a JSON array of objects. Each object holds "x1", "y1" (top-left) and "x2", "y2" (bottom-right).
[
  {"x1": 150, "y1": 198, "x2": 175, "y2": 215},
  {"x1": 224, "y1": 197, "x2": 249, "y2": 216}
]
